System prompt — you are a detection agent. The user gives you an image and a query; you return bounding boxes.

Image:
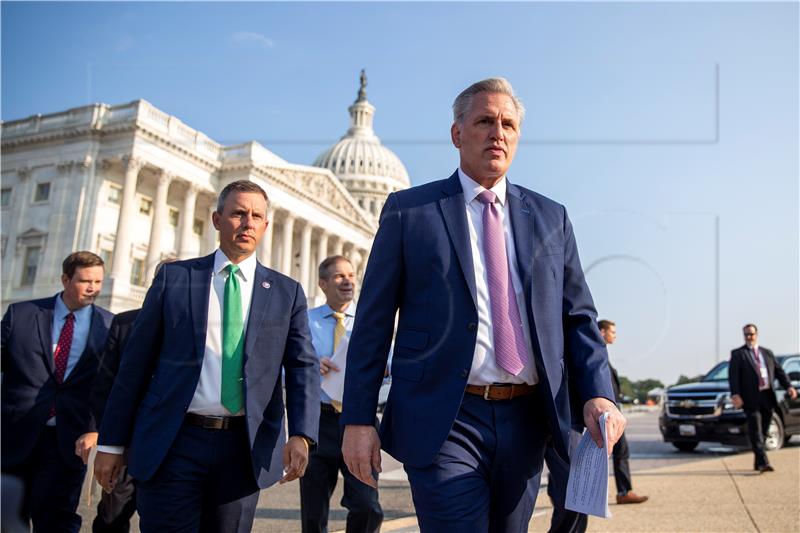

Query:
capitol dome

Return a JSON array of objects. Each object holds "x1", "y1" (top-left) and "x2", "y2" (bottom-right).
[{"x1": 313, "y1": 71, "x2": 409, "y2": 219}]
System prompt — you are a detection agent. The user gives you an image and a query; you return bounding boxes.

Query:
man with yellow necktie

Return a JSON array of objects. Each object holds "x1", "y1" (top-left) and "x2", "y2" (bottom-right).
[{"x1": 301, "y1": 256, "x2": 383, "y2": 533}]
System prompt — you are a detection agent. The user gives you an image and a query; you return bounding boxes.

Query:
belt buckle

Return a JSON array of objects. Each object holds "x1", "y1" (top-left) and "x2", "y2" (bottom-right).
[
  {"x1": 203, "y1": 416, "x2": 224, "y2": 430},
  {"x1": 483, "y1": 385, "x2": 492, "y2": 400}
]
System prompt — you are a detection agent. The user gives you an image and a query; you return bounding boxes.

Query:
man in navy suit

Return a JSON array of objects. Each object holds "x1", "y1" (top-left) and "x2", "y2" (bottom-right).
[
  {"x1": 341, "y1": 78, "x2": 626, "y2": 532},
  {"x1": 2, "y1": 251, "x2": 113, "y2": 532},
  {"x1": 94, "y1": 180, "x2": 320, "y2": 532}
]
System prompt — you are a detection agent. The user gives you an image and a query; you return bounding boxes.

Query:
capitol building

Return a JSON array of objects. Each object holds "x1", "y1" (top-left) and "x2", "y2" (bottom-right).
[{"x1": 0, "y1": 73, "x2": 409, "y2": 312}]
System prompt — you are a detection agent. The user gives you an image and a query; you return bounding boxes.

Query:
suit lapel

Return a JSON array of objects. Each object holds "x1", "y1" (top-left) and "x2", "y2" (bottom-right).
[
  {"x1": 190, "y1": 255, "x2": 214, "y2": 363},
  {"x1": 244, "y1": 264, "x2": 273, "y2": 360},
  {"x1": 438, "y1": 172, "x2": 478, "y2": 309},
  {"x1": 35, "y1": 298, "x2": 56, "y2": 375},
  {"x1": 65, "y1": 307, "x2": 105, "y2": 381},
  {"x1": 506, "y1": 181, "x2": 534, "y2": 300}
]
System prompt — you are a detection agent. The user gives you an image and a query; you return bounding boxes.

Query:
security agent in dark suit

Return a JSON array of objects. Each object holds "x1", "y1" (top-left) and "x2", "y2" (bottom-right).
[
  {"x1": 94, "y1": 180, "x2": 320, "y2": 532},
  {"x1": 1, "y1": 251, "x2": 113, "y2": 532},
  {"x1": 729, "y1": 324, "x2": 797, "y2": 472},
  {"x1": 341, "y1": 78, "x2": 626, "y2": 532}
]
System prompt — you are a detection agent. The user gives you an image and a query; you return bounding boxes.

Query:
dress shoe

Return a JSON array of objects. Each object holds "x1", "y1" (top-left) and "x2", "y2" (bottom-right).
[
  {"x1": 756, "y1": 464, "x2": 775, "y2": 473},
  {"x1": 616, "y1": 491, "x2": 649, "y2": 504}
]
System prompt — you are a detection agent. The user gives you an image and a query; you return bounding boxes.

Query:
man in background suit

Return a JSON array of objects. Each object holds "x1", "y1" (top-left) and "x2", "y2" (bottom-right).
[
  {"x1": 598, "y1": 320, "x2": 647, "y2": 504},
  {"x1": 341, "y1": 78, "x2": 625, "y2": 532},
  {"x1": 94, "y1": 180, "x2": 320, "y2": 532},
  {"x1": 729, "y1": 323, "x2": 797, "y2": 472},
  {"x1": 1, "y1": 251, "x2": 113, "y2": 532}
]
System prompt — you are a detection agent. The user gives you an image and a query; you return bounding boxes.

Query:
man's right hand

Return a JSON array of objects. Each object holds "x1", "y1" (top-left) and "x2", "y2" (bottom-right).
[
  {"x1": 320, "y1": 357, "x2": 340, "y2": 376},
  {"x1": 94, "y1": 451, "x2": 124, "y2": 493},
  {"x1": 731, "y1": 394, "x2": 743, "y2": 409},
  {"x1": 342, "y1": 425, "x2": 381, "y2": 488}
]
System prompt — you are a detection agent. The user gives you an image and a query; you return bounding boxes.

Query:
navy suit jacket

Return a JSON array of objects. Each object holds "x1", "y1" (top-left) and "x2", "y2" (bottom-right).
[
  {"x1": 1, "y1": 295, "x2": 113, "y2": 469},
  {"x1": 98, "y1": 254, "x2": 320, "y2": 488},
  {"x1": 729, "y1": 345, "x2": 791, "y2": 412},
  {"x1": 341, "y1": 172, "x2": 614, "y2": 467}
]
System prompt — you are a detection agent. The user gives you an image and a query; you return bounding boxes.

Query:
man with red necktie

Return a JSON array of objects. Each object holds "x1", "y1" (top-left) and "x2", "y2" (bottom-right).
[
  {"x1": 729, "y1": 323, "x2": 797, "y2": 472},
  {"x1": 1, "y1": 251, "x2": 113, "y2": 532}
]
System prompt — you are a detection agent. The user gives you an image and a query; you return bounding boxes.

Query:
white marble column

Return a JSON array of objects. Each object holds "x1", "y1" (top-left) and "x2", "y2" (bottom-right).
[
  {"x1": 315, "y1": 231, "x2": 329, "y2": 299},
  {"x1": 205, "y1": 203, "x2": 217, "y2": 254},
  {"x1": 259, "y1": 206, "x2": 275, "y2": 267},
  {"x1": 280, "y1": 213, "x2": 295, "y2": 275},
  {"x1": 333, "y1": 238, "x2": 344, "y2": 257},
  {"x1": 110, "y1": 155, "x2": 144, "y2": 283},
  {"x1": 299, "y1": 222, "x2": 313, "y2": 291},
  {"x1": 178, "y1": 182, "x2": 198, "y2": 259},
  {"x1": 145, "y1": 170, "x2": 173, "y2": 281}
]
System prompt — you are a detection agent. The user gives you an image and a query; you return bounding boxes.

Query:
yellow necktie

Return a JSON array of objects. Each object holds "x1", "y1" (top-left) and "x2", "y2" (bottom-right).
[{"x1": 331, "y1": 311, "x2": 346, "y2": 413}]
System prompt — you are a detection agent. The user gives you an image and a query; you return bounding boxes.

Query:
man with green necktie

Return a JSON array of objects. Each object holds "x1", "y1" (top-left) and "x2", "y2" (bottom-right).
[{"x1": 94, "y1": 180, "x2": 320, "y2": 532}]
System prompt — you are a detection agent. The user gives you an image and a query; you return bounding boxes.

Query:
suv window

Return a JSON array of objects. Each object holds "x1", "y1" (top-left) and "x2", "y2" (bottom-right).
[
  {"x1": 703, "y1": 362, "x2": 729, "y2": 381},
  {"x1": 783, "y1": 358, "x2": 800, "y2": 381}
]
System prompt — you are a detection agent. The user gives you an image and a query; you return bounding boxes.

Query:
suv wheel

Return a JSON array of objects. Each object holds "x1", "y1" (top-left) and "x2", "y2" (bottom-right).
[
  {"x1": 765, "y1": 413, "x2": 784, "y2": 451},
  {"x1": 672, "y1": 441, "x2": 699, "y2": 452}
]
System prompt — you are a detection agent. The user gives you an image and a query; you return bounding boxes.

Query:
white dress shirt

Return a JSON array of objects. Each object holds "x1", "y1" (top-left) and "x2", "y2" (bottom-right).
[
  {"x1": 459, "y1": 168, "x2": 538, "y2": 386},
  {"x1": 98, "y1": 249, "x2": 257, "y2": 454},
  {"x1": 48, "y1": 294, "x2": 94, "y2": 426}
]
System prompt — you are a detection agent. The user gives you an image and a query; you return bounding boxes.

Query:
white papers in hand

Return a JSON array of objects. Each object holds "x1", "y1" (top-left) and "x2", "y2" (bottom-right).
[
  {"x1": 564, "y1": 411, "x2": 612, "y2": 518},
  {"x1": 320, "y1": 335, "x2": 349, "y2": 403}
]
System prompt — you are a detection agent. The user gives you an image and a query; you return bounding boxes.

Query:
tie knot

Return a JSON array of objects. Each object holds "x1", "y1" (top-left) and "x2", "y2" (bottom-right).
[
  {"x1": 332, "y1": 311, "x2": 346, "y2": 323},
  {"x1": 226, "y1": 264, "x2": 240, "y2": 276},
  {"x1": 65, "y1": 312, "x2": 75, "y2": 322},
  {"x1": 477, "y1": 190, "x2": 497, "y2": 205}
]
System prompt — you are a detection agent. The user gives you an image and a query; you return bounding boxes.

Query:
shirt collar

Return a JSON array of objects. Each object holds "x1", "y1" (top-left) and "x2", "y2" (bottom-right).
[
  {"x1": 54, "y1": 292, "x2": 92, "y2": 321},
  {"x1": 458, "y1": 167, "x2": 507, "y2": 207},
  {"x1": 214, "y1": 248, "x2": 257, "y2": 282},
  {"x1": 323, "y1": 302, "x2": 356, "y2": 318}
]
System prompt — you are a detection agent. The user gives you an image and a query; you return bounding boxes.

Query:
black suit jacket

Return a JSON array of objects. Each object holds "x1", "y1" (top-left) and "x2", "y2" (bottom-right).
[
  {"x1": 609, "y1": 364, "x2": 622, "y2": 404},
  {"x1": 728, "y1": 345, "x2": 791, "y2": 411},
  {"x1": 1, "y1": 295, "x2": 113, "y2": 469},
  {"x1": 90, "y1": 309, "x2": 140, "y2": 427}
]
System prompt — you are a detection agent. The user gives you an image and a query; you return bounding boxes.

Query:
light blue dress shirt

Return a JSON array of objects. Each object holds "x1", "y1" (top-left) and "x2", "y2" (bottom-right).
[
  {"x1": 307, "y1": 302, "x2": 355, "y2": 404},
  {"x1": 48, "y1": 293, "x2": 93, "y2": 424}
]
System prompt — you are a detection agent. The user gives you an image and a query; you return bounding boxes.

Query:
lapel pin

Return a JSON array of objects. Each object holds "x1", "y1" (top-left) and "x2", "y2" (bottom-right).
[{"x1": 262, "y1": 281, "x2": 271, "y2": 289}]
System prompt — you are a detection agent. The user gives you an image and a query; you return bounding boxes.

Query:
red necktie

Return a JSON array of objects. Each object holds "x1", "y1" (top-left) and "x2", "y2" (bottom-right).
[
  {"x1": 753, "y1": 348, "x2": 767, "y2": 389},
  {"x1": 50, "y1": 312, "x2": 75, "y2": 417}
]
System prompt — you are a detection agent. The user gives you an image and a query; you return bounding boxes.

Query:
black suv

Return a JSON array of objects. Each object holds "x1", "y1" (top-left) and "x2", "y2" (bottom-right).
[{"x1": 659, "y1": 355, "x2": 800, "y2": 451}]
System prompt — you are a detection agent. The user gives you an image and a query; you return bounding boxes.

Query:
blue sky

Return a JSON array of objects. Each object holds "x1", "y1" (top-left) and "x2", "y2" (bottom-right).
[{"x1": 3, "y1": 2, "x2": 798, "y2": 383}]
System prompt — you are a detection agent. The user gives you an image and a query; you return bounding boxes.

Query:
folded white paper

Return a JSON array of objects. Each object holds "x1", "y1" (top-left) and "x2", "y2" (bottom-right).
[
  {"x1": 320, "y1": 335, "x2": 349, "y2": 403},
  {"x1": 564, "y1": 411, "x2": 612, "y2": 518}
]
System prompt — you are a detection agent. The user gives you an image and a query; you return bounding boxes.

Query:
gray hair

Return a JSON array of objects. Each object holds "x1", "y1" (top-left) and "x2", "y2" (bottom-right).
[
  {"x1": 452, "y1": 77, "x2": 526, "y2": 125},
  {"x1": 318, "y1": 255, "x2": 352, "y2": 280},
  {"x1": 216, "y1": 180, "x2": 269, "y2": 213}
]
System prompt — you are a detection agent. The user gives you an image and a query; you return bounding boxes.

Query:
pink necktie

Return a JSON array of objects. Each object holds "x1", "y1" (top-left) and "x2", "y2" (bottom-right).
[{"x1": 478, "y1": 190, "x2": 528, "y2": 376}]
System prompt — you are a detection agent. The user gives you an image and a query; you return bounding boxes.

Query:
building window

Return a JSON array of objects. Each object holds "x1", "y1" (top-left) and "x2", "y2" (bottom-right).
[
  {"x1": 193, "y1": 219, "x2": 204, "y2": 235},
  {"x1": 130, "y1": 258, "x2": 146, "y2": 286},
  {"x1": 21, "y1": 246, "x2": 41, "y2": 286},
  {"x1": 99, "y1": 249, "x2": 113, "y2": 268},
  {"x1": 1, "y1": 188, "x2": 11, "y2": 207},
  {"x1": 139, "y1": 197, "x2": 152, "y2": 215},
  {"x1": 33, "y1": 183, "x2": 50, "y2": 203},
  {"x1": 108, "y1": 185, "x2": 122, "y2": 205},
  {"x1": 168, "y1": 208, "x2": 179, "y2": 227}
]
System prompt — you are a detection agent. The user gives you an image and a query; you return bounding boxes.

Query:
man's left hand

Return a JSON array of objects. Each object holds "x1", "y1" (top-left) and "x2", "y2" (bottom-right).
[
  {"x1": 75, "y1": 432, "x2": 98, "y2": 465},
  {"x1": 583, "y1": 397, "x2": 626, "y2": 453},
  {"x1": 280, "y1": 436, "x2": 310, "y2": 484},
  {"x1": 788, "y1": 386, "x2": 798, "y2": 400}
]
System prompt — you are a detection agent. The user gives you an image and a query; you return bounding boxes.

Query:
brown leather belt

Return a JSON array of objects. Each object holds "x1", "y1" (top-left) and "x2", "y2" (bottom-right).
[
  {"x1": 185, "y1": 413, "x2": 246, "y2": 430},
  {"x1": 465, "y1": 383, "x2": 537, "y2": 401}
]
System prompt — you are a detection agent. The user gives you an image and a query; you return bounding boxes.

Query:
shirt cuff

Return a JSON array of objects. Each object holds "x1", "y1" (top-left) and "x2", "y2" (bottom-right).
[{"x1": 96, "y1": 445, "x2": 125, "y2": 455}]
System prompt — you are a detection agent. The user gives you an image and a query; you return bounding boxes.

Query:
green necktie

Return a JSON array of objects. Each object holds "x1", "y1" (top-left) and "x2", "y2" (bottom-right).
[{"x1": 221, "y1": 264, "x2": 244, "y2": 413}]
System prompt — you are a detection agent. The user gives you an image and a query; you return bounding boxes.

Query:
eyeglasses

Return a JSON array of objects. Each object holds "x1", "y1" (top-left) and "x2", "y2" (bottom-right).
[{"x1": 744, "y1": 332, "x2": 756, "y2": 337}]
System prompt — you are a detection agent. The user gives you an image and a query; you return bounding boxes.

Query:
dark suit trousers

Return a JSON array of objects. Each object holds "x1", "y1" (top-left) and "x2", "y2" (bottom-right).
[
  {"x1": 135, "y1": 421, "x2": 260, "y2": 533},
  {"x1": 611, "y1": 432, "x2": 632, "y2": 495},
  {"x1": 92, "y1": 468, "x2": 136, "y2": 533},
  {"x1": 403, "y1": 394, "x2": 547, "y2": 533},
  {"x1": 746, "y1": 390, "x2": 776, "y2": 468},
  {"x1": 300, "y1": 405, "x2": 382, "y2": 533},
  {"x1": 2, "y1": 427, "x2": 86, "y2": 533},
  {"x1": 545, "y1": 432, "x2": 587, "y2": 533}
]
